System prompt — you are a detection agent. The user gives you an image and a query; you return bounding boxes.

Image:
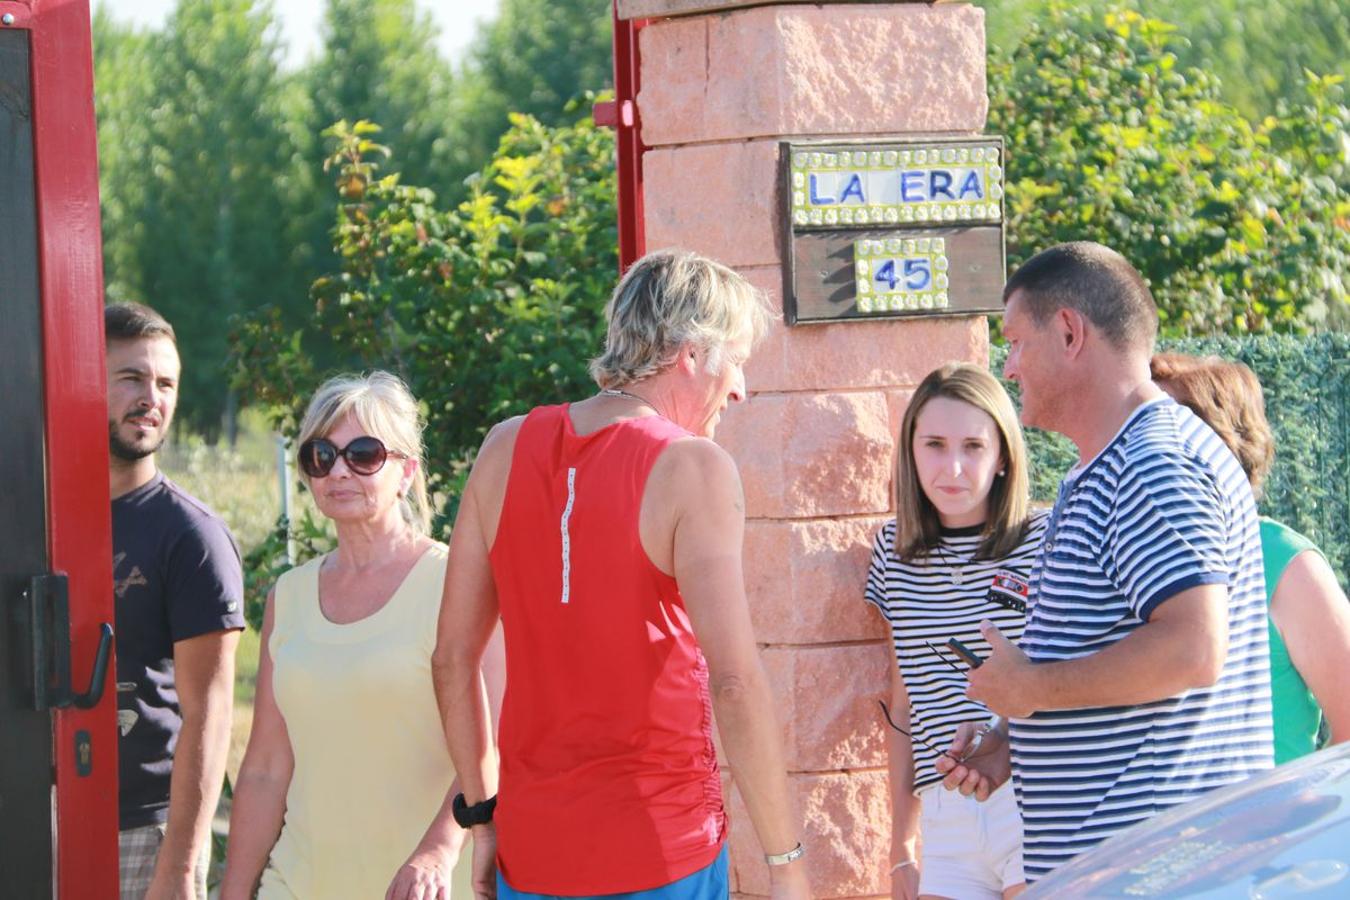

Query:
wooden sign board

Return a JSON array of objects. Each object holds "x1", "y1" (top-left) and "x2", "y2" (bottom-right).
[{"x1": 782, "y1": 137, "x2": 1006, "y2": 325}]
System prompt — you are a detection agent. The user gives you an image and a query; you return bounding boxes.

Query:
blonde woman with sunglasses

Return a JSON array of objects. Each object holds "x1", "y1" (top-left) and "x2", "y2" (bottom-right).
[
  {"x1": 864, "y1": 363, "x2": 1046, "y2": 900},
  {"x1": 222, "y1": 371, "x2": 503, "y2": 900}
]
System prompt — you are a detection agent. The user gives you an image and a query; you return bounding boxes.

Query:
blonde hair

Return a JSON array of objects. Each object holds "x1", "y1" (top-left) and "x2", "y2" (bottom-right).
[
  {"x1": 589, "y1": 249, "x2": 772, "y2": 388},
  {"x1": 894, "y1": 363, "x2": 1032, "y2": 560},
  {"x1": 296, "y1": 371, "x2": 432, "y2": 534},
  {"x1": 1151, "y1": 352, "x2": 1276, "y2": 499}
]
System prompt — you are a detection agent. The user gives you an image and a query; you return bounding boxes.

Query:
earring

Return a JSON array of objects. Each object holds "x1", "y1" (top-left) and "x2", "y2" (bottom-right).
[{"x1": 997, "y1": 469, "x2": 1006, "y2": 477}]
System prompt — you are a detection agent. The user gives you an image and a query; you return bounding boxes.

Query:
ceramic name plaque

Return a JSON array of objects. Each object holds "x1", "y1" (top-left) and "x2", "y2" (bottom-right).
[{"x1": 782, "y1": 137, "x2": 1006, "y2": 325}]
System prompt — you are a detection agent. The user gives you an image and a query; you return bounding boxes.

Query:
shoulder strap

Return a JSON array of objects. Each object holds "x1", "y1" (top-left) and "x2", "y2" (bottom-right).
[{"x1": 269, "y1": 555, "x2": 323, "y2": 649}]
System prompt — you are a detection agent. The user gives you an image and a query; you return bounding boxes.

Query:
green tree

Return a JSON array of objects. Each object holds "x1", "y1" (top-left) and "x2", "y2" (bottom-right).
[
  {"x1": 1149, "y1": 0, "x2": 1348, "y2": 121},
  {"x1": 92, "y1": 9, "x2": 156, "y2": 305},
  {"x1": 99, "y1": 0, "x2": 307, "y2": 437},
  {"x1": 304, "y1": 0, "x2": 457, "y2": 201},
  {"x1": 976, "y1": 0, "x2": 1349, "y2": 120},
  {"x1": 444, "y1": 0, "x2": 612, "y2": 201},
  {"x1": 990, "y1": 4, "x2": 1349, "y2": 334},
  {"x1": 232, "y1": 101, "x2": 618, "y2": 537},
  {"x1": 289, "y1": 0, "x2": 460, "y2": 316}
]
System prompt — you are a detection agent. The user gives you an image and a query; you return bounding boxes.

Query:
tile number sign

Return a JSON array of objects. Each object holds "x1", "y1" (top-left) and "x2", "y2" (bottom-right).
[{"x1": 783, "y1": 137, "x2": 1006, "y2": 325}]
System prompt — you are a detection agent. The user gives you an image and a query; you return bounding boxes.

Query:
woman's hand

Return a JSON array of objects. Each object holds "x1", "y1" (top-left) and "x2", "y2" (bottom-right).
[
  {"x1": 385, "y1": 844, "x2": 458, "y2": 900},
  {"x1": 891, "y1": 860, "x2": 920, "y2": 900},
  {"x1": 935, "y1": 721, "x2": 1010, "y2": 800}
]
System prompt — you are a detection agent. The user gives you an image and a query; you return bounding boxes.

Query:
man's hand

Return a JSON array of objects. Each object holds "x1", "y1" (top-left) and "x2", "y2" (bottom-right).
[
  {"x1": 966, "y1": 621, "x2": 1037, "y2": 719},
  {"x1": 934, "y1": 721, "x2": 1011, "y2": 801},
  {"x1": 386, "y1": 844, "x2": 458, "y2": 900},
  {"x1": 470, "y1": 824, "x2": 498, "y2": 900}
]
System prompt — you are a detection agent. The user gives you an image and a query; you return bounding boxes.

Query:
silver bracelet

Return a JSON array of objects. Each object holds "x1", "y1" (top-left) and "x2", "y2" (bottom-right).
[
  {"x1": 765, "y1": 842, "x2": 805, "y2": 866},
  {"x1": 891, "y1": 859, "x2": 918, "y2": 874}
]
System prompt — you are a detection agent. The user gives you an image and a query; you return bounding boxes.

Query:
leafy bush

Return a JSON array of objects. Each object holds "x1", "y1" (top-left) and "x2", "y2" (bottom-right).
[
  {"x1": 976, "y1": 0, "x2": 1349, "y2": 123},
  {"x1": 992, "y1": 334, "x2": 1350, "y2": 587},
  {"x1": 990, "y1": 3, "x2": 1350, "y2": 333},
  {"x1": 231, "y1": 98, "x2": 617, "y2": 557}
]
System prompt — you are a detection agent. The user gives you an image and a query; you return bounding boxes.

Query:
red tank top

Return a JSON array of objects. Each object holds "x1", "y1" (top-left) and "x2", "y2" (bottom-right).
[{"x1": 488, "y1": 404, "x2": 726, "y2": 893}]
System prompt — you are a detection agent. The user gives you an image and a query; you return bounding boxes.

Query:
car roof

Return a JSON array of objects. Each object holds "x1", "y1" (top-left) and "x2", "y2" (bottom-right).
[{"x1": 1025, "y1": 742, "x2": 1350, "y2": 898}]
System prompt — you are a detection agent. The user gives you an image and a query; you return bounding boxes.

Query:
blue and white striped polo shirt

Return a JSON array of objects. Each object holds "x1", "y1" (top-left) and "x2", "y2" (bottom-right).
[{"x1": 1012, "y1": 397, "x2": 1272, "y2": 881}]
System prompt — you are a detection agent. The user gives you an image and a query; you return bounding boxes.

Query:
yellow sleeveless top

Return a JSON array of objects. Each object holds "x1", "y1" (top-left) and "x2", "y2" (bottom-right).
[{"x1": 259, "y1": 544, "x2": 476, "y2": 899}]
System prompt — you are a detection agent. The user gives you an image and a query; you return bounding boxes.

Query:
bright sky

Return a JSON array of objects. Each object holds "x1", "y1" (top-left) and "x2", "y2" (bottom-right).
[{"x1": 92, "y1": 0, "x2": 502, "y2": 68}]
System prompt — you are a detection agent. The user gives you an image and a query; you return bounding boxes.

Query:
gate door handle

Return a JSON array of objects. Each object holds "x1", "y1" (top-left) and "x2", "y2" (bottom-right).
[
  {"x1": 27, "y1": 574, "x2": 114, "y2": 711},
  {"x1": 74, "y1": 623, "x2": 114, "y2": 709}
]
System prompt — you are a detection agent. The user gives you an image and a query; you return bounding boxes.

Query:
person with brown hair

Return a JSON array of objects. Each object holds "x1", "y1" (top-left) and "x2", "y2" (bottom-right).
[
  {"x1": 106, "y1": 302, "x2": 244, "y2": 900},
  {"x1": 865, "y1": 362, "x2": 1046, "y2": 900},
  {"x1": 936, "y1": 242, "x2": 1272, "y2": 882},
  {"x1": 1152, "y1": 352, "x2": 1350, "y2": 763}
]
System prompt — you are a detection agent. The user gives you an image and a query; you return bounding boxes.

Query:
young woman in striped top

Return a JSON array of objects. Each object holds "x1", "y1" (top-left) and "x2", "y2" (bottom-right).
[{"x1": 864, "y1": 363, "x2": 1047, "y2": 900}]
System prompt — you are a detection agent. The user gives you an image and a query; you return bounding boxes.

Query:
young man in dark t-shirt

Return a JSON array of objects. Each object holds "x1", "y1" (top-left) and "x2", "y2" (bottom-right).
[{"x1": 106, "y1": 303, "x2": 244, "y2": 900}]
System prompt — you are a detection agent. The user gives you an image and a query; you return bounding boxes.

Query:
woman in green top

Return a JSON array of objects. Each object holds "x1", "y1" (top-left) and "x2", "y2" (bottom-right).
[{"x1": 1153, "y1": 353, "x2": 1350, "y2": 763}]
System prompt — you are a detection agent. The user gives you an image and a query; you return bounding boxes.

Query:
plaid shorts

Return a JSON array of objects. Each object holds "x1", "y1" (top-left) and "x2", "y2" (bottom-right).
[{"x1": 118, "y1": 824, "x2": 209, "y2": 900}]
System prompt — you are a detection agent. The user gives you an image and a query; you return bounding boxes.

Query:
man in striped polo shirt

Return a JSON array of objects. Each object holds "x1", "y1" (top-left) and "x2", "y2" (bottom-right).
[{"x1": 937, "y1": 242, "x2": 1273, "y2": 881}]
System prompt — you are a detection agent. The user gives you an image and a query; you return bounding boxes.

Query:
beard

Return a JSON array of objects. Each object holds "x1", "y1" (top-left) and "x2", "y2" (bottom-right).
[{"x1": 109, "y1": 418, "x2": 165, "y2": 462}]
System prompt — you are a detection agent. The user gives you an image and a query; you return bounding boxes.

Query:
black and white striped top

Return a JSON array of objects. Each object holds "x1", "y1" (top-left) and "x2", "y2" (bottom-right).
[
  {"x1": 1013, "y1": 398, "x2": 1272, "y2": 881},
  {"x1": 864, "y1": 511, "x2": 1049, "y2": 792}
]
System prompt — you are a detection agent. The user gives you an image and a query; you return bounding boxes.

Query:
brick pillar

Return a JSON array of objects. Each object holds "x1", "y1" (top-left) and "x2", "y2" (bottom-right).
[{"x1": 629, "y1": 3, "x2": 990, "y2": 896}]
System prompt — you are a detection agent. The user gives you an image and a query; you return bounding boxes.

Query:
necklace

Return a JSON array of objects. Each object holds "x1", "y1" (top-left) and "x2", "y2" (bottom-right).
[
  {"x1": 601, "y1": 387, "x2": 669, "y2": 420},
  {"x1": 934, "y1": 538, "x2": 980, "y2": 586}
]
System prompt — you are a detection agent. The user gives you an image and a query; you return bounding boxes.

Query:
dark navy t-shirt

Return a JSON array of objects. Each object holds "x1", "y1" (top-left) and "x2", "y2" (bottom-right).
[{"x1": 112, "y1": 472, "x2": 245, "y2": 830}]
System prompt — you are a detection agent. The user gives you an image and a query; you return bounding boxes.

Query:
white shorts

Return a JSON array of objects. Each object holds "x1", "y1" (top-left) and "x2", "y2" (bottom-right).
[{"x1": 917, "y1": 780, "x2": 1025, "y2": 899}]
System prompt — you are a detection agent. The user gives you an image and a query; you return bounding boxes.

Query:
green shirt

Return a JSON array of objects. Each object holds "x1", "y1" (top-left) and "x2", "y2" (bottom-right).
[{"x1": 1261, "y1": 517, "x2": 1325, "y2": 764}]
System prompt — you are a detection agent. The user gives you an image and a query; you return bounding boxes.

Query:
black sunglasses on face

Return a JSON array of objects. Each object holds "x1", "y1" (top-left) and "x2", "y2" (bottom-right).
[{"x1": 298, "y1": 436, "x2": 406, "y2": 478}]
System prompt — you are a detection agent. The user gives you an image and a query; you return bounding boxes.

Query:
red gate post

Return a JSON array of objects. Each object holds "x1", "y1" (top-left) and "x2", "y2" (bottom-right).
[
  {"x1": 594, "y1": 1, "x2": 648, "y2": 274},
  {"x1": 9, "y1": 0, "x2": 120, "y2": 895},
  {"x1": 617, "y1": 2, "x2": 992, "y2": 895}
]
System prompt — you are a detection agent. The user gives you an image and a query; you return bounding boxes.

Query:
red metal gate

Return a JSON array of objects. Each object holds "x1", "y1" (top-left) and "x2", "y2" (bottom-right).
[
  {"x1": 0, "y1": 1, "x2": 119, "y2": 896},
  {"x1": 594, "y1": 1, "x2": 648, "y2": 274}
]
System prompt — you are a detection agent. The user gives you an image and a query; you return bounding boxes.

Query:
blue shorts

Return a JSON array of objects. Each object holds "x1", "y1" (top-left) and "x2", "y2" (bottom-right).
[{"x1": 497, "y1": 845, "x2": 729, "y2": 900}]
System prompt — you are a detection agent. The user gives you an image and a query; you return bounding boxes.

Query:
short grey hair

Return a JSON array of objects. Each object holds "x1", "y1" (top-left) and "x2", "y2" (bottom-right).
[
  {"x1": 589, "y1": 249, "x2": 772, "y2": 389},
  {"x1": 296, "y1": 371, "x2": 431, "y2": 534}
]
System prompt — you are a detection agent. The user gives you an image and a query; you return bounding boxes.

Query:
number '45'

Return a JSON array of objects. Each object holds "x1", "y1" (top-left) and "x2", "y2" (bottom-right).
[{"x1": 874, "y1": 257, "x2": 932, "y2": 291}]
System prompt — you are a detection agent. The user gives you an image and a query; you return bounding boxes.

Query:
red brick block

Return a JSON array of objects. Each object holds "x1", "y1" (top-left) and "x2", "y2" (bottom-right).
[
  {"x1": 742, "y1": 517, "x2": 891, "y2": 645},
  {"x1": 639, "y1": 4, "x2": 988, "y2": 146},
  {"x1": 716, "y1": 391, "x2": 893, "y2": 519}
]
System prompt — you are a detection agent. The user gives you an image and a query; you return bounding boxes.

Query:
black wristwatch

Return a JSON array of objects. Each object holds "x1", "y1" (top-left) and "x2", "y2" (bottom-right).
[{"x1": 452, "y1": 793, "x2": 497, "y2": 828}]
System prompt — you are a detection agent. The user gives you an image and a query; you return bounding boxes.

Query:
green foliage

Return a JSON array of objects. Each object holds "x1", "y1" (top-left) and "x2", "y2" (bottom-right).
[
  {"x1": 96, "y1": 0, "x2": 615, "y2": 442},
  {"x1": 976, "y1": 0, "x2": 1349, "y2": 121},
  {"x1": 94, "y1": 0, "x2": 311, "y2": 436},
  {"x1": 92, "y1": 9, "x2": 155, "y2": 305},
  {"x1": 990, "y1": 3, "x2": 1350, "y2": 334},
  {"x1": 1164, "y1": 0, "x2": 1349, "y2": 122},
  {"x1": 992, "y1": 334, "x2": 1350, "y2": 587},
  {"x1": 443, "y1": 0, "x2": 613, "y2": 202},
  {"x1": 293, "y1": 0, "x2": 459, "y2": 283},
  {"x1": 231, "y1": 101, "x2": 618, "y2": 538},
  {"x1": 306, "y1": 0, "x2": 456, "y2": 196}
]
